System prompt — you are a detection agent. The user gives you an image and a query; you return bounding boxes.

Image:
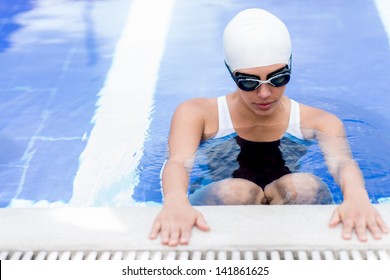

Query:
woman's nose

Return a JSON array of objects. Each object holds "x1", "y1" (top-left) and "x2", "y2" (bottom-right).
[{"x1": 256, "y1": 83, "x2": 272, "y2": 99}]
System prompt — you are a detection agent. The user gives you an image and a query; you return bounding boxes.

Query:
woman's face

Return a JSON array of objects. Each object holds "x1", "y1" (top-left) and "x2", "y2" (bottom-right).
[{"x1": 234, "y1": 63, "x2": 288, "y2": 116}]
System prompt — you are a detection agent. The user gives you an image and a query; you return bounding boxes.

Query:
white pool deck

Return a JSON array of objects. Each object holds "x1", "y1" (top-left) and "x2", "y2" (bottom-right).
[{"x1": 1, "y1": 205, "x2": 390, "y2": 258}]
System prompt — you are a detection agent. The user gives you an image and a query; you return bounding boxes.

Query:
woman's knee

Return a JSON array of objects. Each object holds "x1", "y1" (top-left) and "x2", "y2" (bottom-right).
[
  {"x1": 264, "y1": 173, "x2": 333, "y2": 205},
  {"x1": 190, "y1": 178, "x2": 265, "y2": 205},
  {"x1": 220, "y1": 179, "x2": 265, "y2": 205}
]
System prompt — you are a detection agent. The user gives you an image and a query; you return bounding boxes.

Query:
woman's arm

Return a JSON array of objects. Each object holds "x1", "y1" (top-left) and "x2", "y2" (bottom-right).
[
  {"x1": 309, "y1": 108, "x2": 388, "y2": 241},
  {"x1": 149, "y1": 99, "x2": 211, "y2": 246}
]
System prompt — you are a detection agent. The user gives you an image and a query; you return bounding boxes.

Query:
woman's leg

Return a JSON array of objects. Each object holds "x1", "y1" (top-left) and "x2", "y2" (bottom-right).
[
  {"x1": 264, "y1": 173, "x2": 334, "y2": 205},
  {"x1": 189, "y1": 178, "x2": 267, "y2": 205}
]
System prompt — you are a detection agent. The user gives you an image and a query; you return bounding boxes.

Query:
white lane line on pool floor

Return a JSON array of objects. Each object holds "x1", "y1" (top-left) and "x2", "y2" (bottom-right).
[
  {"x1": 70, "y1": 0, "x2": 176, "y2": 206},
  {"x1": 375, "y1": 0, "x2": 390, "y2": 49}
]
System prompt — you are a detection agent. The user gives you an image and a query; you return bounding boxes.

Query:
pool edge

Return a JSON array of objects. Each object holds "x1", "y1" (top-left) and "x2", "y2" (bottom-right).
[{"x1": 1, "y1": 205, "x2": 389, "y2": 253}]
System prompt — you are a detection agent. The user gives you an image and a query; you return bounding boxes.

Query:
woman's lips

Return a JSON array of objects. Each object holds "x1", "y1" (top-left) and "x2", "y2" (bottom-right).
[{"x1": 254, "y1": 102, "x2": 273, "y2": 110}]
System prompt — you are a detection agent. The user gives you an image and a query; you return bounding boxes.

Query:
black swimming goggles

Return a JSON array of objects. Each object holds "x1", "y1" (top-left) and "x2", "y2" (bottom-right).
[{"x1": 225, "y1": 56, "x2": 292, "y2": 91}]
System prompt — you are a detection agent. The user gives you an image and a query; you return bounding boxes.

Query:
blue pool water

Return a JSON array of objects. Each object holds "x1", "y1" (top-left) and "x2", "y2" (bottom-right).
[{"x1": 1, "y1": 0, "x2": 390, "y2": 207}]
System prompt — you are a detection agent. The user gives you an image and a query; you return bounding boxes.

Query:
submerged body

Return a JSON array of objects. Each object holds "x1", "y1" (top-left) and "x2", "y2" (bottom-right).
[
  {"x1": 186, "y1": 93, "x2": 335, "y2": 208},
  {"x1": 168, "y1": 80, "x2": 340, "y2": 203},
  {"x1": 194, "y1": 96, "x2": 308, "y2": 190}
]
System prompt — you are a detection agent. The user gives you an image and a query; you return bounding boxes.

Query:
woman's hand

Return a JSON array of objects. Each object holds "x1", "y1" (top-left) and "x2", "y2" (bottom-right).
[
  {"x1": 329, "y1": 196, "x2": 388, "y2": 242},
  {"x1": 149, "y1": 198, "x2": 209, "y2": 246}
]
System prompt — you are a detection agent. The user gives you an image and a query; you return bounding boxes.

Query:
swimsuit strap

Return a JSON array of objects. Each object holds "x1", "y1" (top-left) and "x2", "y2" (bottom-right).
[
  {"x1": 214, "y1": 96, "x2": 235, "y2": 138},
  {"x1": 286, "y1": 99, "x2": 304, "y2": 139}
]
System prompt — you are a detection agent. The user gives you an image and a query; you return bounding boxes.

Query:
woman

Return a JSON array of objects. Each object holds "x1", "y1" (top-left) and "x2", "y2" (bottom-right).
[{"x1": 149, "y1": 8, "x2": 388, "y2": 246}]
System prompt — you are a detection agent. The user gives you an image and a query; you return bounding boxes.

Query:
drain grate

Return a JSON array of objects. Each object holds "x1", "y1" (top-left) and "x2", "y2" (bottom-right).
[{"x1": 1, "y1": 250, "x2": 389, "y2": 260}]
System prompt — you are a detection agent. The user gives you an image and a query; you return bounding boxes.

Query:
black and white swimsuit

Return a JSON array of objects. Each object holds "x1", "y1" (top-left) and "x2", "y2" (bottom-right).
[{"x1": 189, "y1": 96, "x2": 311, "y2": 190}]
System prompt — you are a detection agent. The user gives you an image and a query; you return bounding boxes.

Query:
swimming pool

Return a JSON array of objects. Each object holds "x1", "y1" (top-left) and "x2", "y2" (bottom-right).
[{"x1": 1, "y1": 0, "x2": 390, "y2": 208}]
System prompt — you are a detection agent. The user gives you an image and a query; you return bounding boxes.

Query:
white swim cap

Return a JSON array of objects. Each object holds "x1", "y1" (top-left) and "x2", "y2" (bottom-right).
[{"x1": 223, "y1": 9, "x2": 291, "y2": 72}]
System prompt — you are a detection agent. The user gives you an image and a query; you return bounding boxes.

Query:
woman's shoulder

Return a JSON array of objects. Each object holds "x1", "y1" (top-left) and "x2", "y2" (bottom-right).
[
  {"x1": 176, "y1": 97, "x2": 218, "y2": 116},
  {"x1": 299, "y1": 103, "x2": 344, "y2": 137},
  {"x1": 181, "y1": 97, "x2": 217, "y2": 107},
  {"x1": 173, "y1": 97, "x2": 220, "y2": 140}
]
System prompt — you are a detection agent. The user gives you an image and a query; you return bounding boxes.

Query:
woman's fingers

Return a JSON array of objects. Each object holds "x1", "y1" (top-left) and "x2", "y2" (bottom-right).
[
  {"x1": 179, "y1": 226, "x2": 192, "y2": 245},
  {"x1": 149, "y1": 220, "x2": 161, "y2": 240},
  {"x1": 160, "y1": 223, "x2": 171, "y2": 245},
  {"x1": 328, "y1": 209, "x2": 341, "y2": 228},
  {"x1": 376, "y1": 215, "x2": 389, "y2": 234},
  {"x1": 168, "y1": 226, "x2": 180, "y2": 246},
  {"x1": 354, "y1": 219, "x2": 368, "y2": 242},
  {"x1": 195, "y1": 212, "x2": 210, "y2": 231},
  {"x1": 341, "y1": 219, "x2": 354, "y2": 240}
]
